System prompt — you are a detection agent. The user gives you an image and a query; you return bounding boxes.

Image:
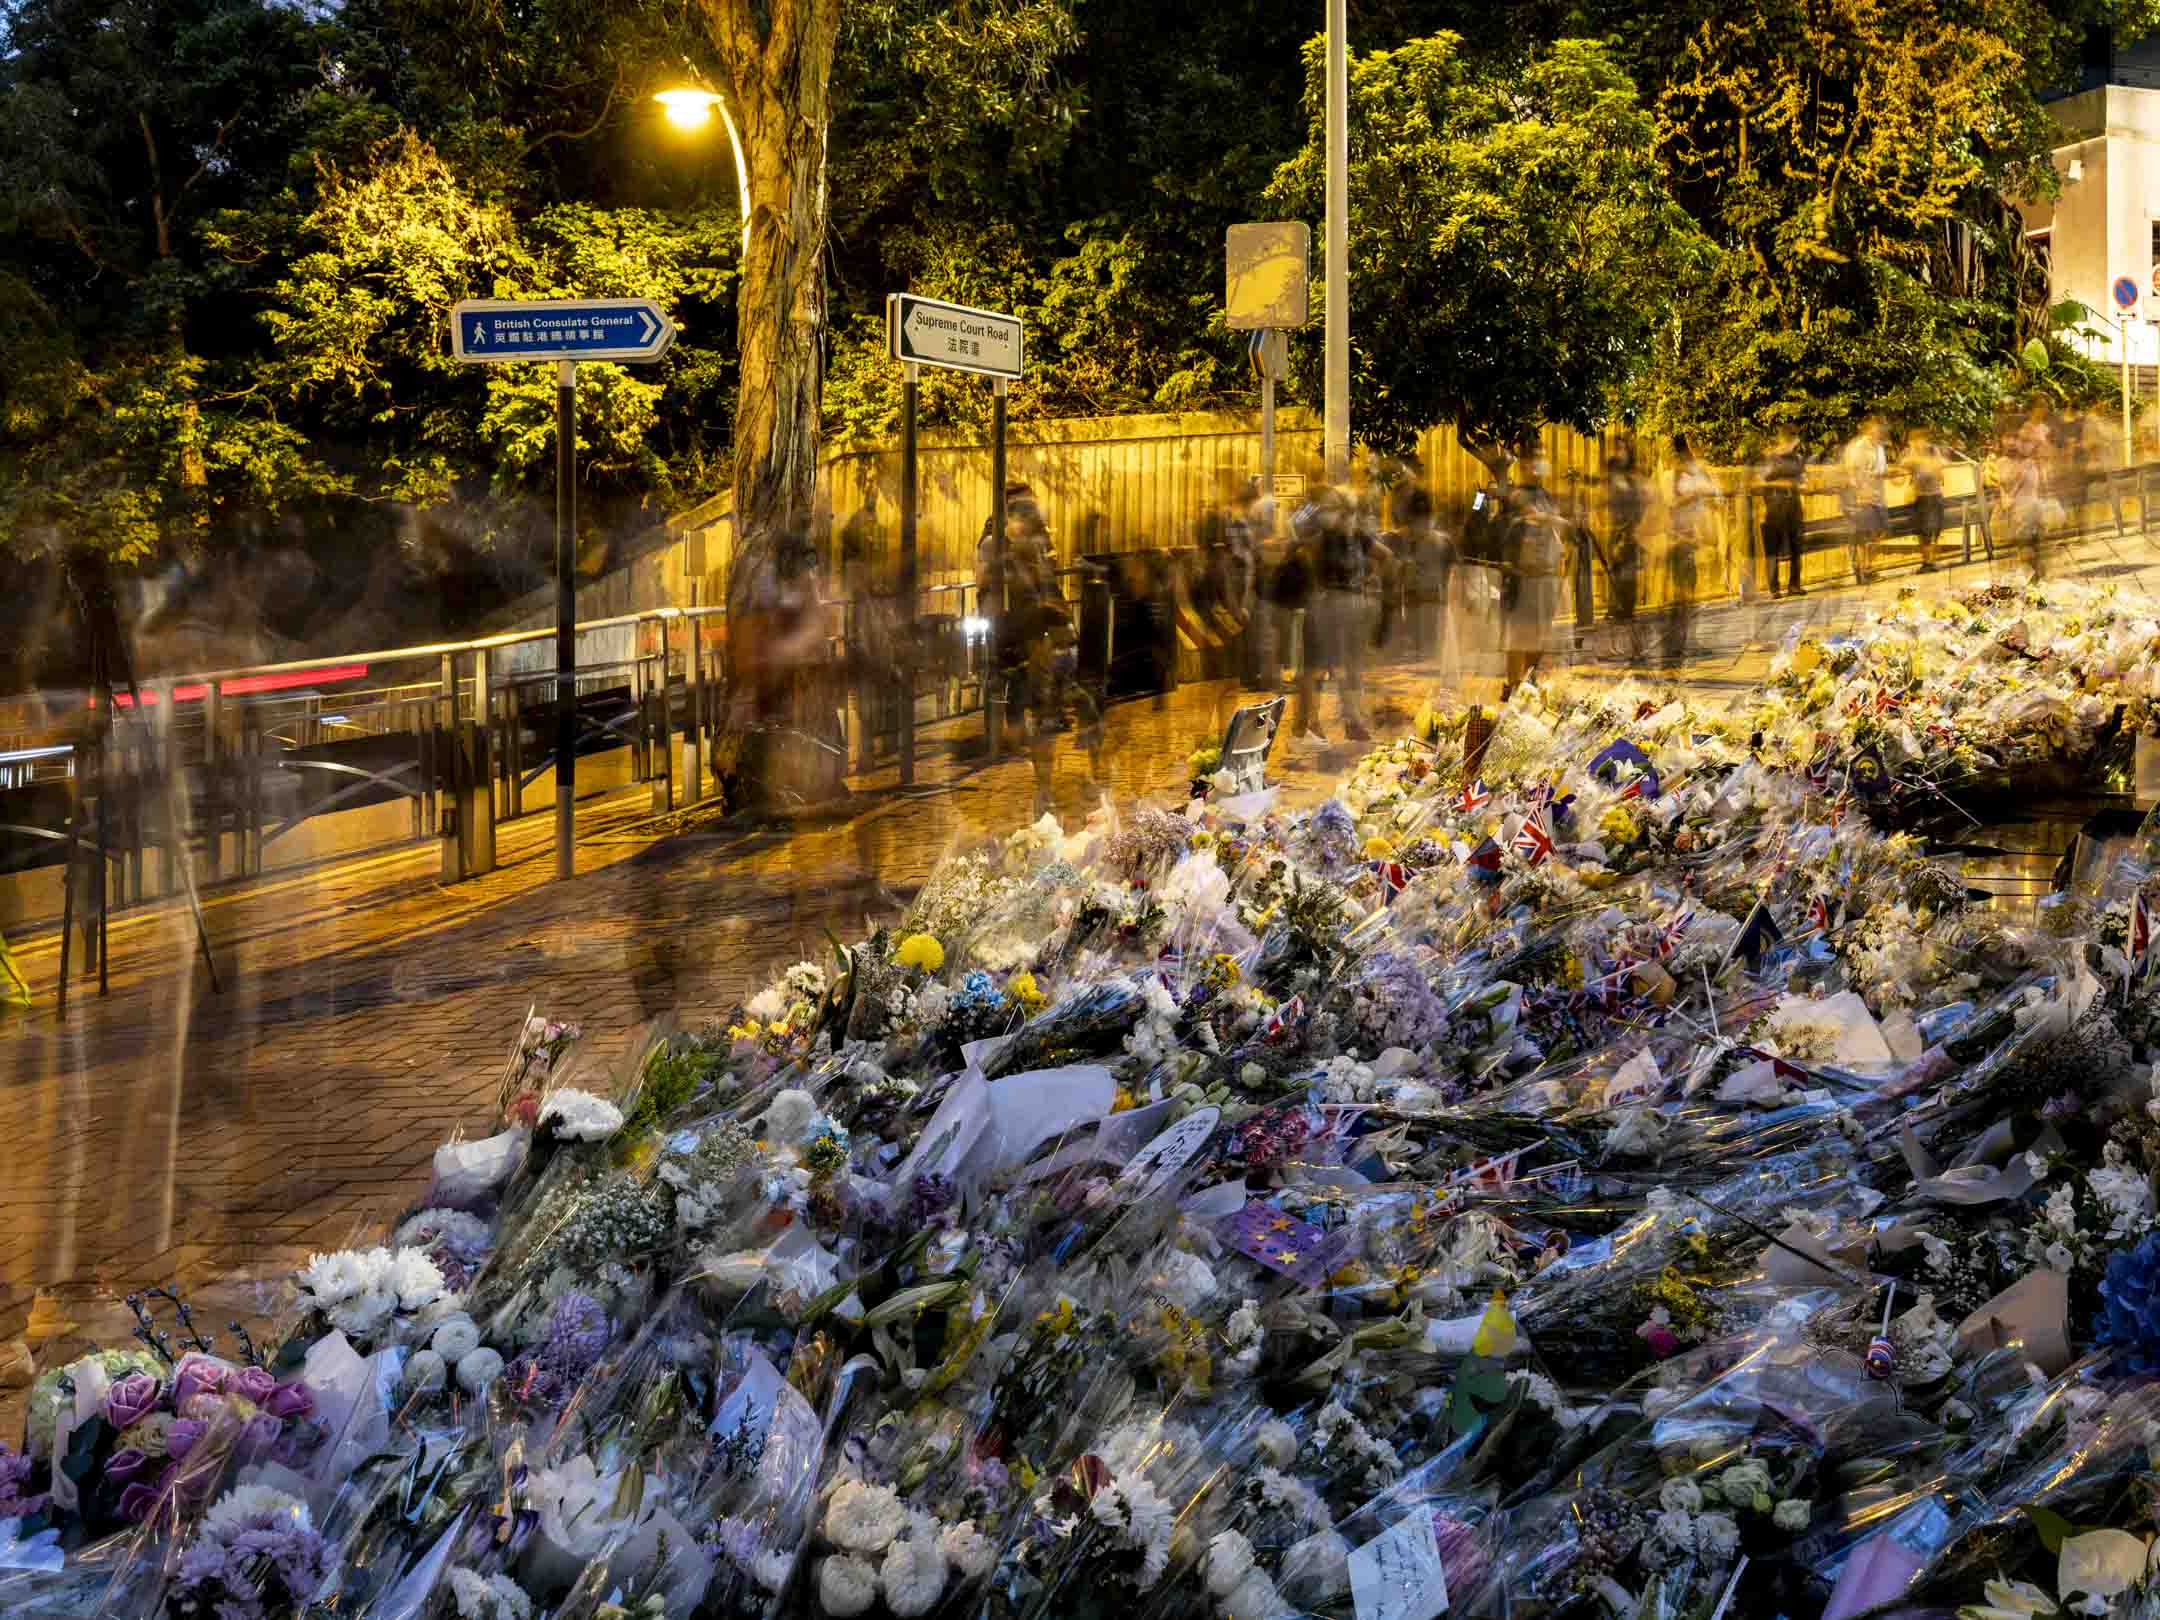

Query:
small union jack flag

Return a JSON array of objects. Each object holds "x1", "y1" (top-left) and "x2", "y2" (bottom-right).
[
  {"x1": 1800, "y1": 894, "x2": 1833, "y2": 937},
  {"x1": 1805, "y1": 753, "x2": 1834, "y2": 793},
  {"x1": 1466, "y1": 836, "x2": 1505, "y2": 880},
  {"x1": 1368, "y1": 860, "x2": 1410, "y2": 904},
  {"x1": 1455, "y1": 1147, "x2": 1527, "y2": 1190},
  {"x1": 1873, "y1": 687, "x2": 1903, "y2": 716},
  {"x1": 1925, "y1": 721, "x2": 1955, "y2": 747},
  {"x1": 1513, "y1": 809, "x2": 1555, "y2": 867},
  {"x1": 2134, "y1": 894, "x2": 2153, "y2": 972},
  {"x1": 1657, "y1": 907, "x2": 1694, "y2": 960},
  {"x1": 1459, "y1": 778, "x2": 1491, "y2": 815},
  {"x1": 1263, "y1": 995, "x2": 1303, "y2": 1043}
]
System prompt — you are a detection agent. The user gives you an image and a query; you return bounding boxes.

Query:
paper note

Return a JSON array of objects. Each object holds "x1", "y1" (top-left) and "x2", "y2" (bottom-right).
[
  {"x1": 1114, "y1": 1106, "x2": 1221, "y2": 1202},
  {"x1": 1349, "y1": 1510, "x2": 1449, "y2": 1620}
]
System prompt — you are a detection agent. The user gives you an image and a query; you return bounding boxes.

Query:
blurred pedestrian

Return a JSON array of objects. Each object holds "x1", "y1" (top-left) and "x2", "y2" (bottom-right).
[
  {"x1": 1269, "y1": 505, "x2": 1319, "y2": 738},
  {"x1": 1665, "y1": 438, "x2": 1713, "y2": 666},
  {"x1": 1602, "y1": 441, "x2": 1647, "y2": 658},
  {"x1": 1311, "y1": 489, "x2": 1382, "y2": 740},
  {"x1": 1393, "y1": 484, "x2": 1458, "y2": 677},
  {"x1": 2002, "y1": 416, "x2": 2049, "y2": 579},
  {"x1": 1501, "y1": 455, "x2": 1562, "y2": 698},
  {"x1": 1841, "y1": 415, "x2": 1889, "y2": 584},
  {"x1": 1902, "y1": 426, "x2": 1948, "y2": 573},
  {"x1": 1560, "y1": 469, "x2": 1596, "y2": 651},
  {"x1": 1755, "y1": 430, "x2": 1807, "y2": 597}
]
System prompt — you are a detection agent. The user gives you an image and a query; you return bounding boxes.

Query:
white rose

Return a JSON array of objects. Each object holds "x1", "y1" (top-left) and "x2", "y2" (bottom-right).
[
  {"x1": 766, "y1": 1089, "x2": 818, "y2": 1145},
  {"x1": 937, "y1": 1520, "x2": 997, "y2": 1582},
  {"x1": 1658, "y1": 1478, "x2": 1703, "y2": 1514},
  {"x1": 1773, "y1": 1498, "x2": 1811, "y2": 1532},
  {"x1": 1696, "y1": 1512, "x2": 1741, "y2": 1563}
]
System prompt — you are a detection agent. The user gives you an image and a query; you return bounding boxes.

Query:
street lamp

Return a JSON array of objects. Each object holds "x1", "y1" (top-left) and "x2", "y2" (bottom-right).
[{"x1": 654, "y1": 87, "x2": 752, "y2": 261}]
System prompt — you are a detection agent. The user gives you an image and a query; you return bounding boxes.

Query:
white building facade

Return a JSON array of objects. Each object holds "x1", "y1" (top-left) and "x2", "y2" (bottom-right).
[{"x1": 2021, "y1": 84, "x2": 2160, "y2": 369}]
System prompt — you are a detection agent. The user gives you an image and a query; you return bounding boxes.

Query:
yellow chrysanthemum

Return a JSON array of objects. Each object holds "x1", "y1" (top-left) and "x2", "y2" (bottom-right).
[
  {"x1": 895, "y1": 934, "x2": 945, "y2": 972},
  {"x1": 1005, "y1": 970, "x2": 1048, "y2": 1016},
  {"x1": 1363, "y1": 835, "x2": 1396, "y2": 859}
]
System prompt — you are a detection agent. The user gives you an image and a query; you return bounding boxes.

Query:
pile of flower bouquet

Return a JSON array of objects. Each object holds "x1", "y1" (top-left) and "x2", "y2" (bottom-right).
[{"x1": 6, "y1": 580, "x2": 2160, "y2": 1620}]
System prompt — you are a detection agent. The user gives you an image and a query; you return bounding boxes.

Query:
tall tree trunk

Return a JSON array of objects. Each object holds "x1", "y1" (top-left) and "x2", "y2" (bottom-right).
[{"x1": 699, "y1": 0, "x2": 842, "y2": 553}]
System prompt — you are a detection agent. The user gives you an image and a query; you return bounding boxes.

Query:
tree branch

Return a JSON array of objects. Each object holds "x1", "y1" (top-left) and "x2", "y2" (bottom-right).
[{"x1": 522, "y1": 65, "x2": 625, "y2": 156}]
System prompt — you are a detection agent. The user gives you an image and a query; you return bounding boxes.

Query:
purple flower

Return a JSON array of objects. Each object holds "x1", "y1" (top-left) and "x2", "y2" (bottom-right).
[
  {"x1": 261, "y1": 1381, "x2": 313, "y2": 1421},
  {"x1": 233, "y1": 1366, "x2": 278, "y2": 1405},
  {"x1": 235, "y1": 1414, "x2": 282, "y2": 1464},
  {"x1": 172, "y1": 1353, "x2": 230, "y2": 1409},
  {"x1": 104, "y1": 1447, "x2": 150, "y2": 1486},
  {"x1": 166, "y1": 1419, "x2": 206, "y2": 1461},
  {"x1": 104, "y1": 1371, "x2": 163, "y2": 1430},
  {"x1": 116, "y1": 1481, "x2": 162, "y2": 1523}
]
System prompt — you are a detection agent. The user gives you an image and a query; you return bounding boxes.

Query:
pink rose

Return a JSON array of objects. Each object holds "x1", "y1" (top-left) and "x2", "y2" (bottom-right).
[
  {"x1": 166, "y1": 1420, "x2": 205, "y2": 1461},
  {"x1": 172, "y1": 1354, "x2": 230, "y2": 1409},
  {"x1": 103, "y1": 1372, "x2": 162, "y2": 1430},
  {"x1": 233, "y1": 1366, "x2": 278, "y2": 1405},
  {"x1": 262, "y1": 1381, "x2": 313, "y2": 1421}
]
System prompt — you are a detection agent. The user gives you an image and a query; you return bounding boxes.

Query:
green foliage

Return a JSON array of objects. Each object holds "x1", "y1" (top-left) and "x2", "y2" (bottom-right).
[
  {"x1": 615, "y1": 1040, "x2": 724, "y2": 1162},
  {"x1": 1265, "y1": 33, "x2": 1702, "y2": 456}
]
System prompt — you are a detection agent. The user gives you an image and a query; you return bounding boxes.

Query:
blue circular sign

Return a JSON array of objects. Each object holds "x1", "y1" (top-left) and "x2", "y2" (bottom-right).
[{"x1": 2116, "y1": 275, "x2": 2141, "y2": 309}]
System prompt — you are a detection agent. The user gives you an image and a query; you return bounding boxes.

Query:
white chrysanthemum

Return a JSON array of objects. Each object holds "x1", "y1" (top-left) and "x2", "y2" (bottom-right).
[
  {"x1": 749, "y1": 1549, "x2": 794, "y2": 1592},
  {"x1": 879, "y1": 1533, "x2": 948, "y2": 1617},
  {"x1": 817, "y1": 1555, "x2": 878, "y2": 1619},
  {"x1": 1253, "y1": 1418, "x2": 1298, "y2": 1468},
  {"x1": 1225, "y1": 1567, "x2": 1289, "y2": 1620},
  {"x1": 298, "y1": 1249, "x2": 366, "y2": 1304},
  {"x1": 825, "y1": 1479, "x2": 905, "y2": 1555},
  {"x1": 766, "y1": 1089, "x2": 819, "y2": 1145},
  {"x1": 446, "y1": 1568, "x2": 494, "y2": 1619},
  {"x1": 746, "y1": 986, "x2": 790, "y2": 1022},
  {"x1": 455, "y1": 1347, "x2": 504, "y2": 1394},
  {"x1": 1773, "y1": 1499, "x2": 1811, "y2": 1532},
  {"x1": 204, "y1": 1484, "x2": 311, "y2": 1536},
  {"x1": 327, "y1": 1287, "x2": 397, "y2": 1337},
  {"x1": 1696, "y1": 1512, "x2": 1741, "y2": 1562},
  {"x1": 539, "y1": 1088, "x2": 624, "y2": 1143},
  {"x1": 938, "y1": 1519, "x2": 996, "y2": 1582},
  {"x1": 403, "y1": 1349, "x2": 448, "y2": 1394},
  {"x1": 430, "y1": 1315, "x2": 481, "y2": 1360},
  {"x1": 1658, "y1": 1478, "x2": 1703, "y2": 1514},
  {"x1": 1205, "y1": 1529, "x2": 1256, "y2": 1596},
  {"x1": 390, "y1": 1247, "x2": 446, "y2": 1310}
]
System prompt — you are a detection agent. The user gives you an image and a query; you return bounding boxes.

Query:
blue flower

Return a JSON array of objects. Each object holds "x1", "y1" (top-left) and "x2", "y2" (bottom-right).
[{"x1": 2095, "y1": 1231, "x2": 2160, "y2": 1373}]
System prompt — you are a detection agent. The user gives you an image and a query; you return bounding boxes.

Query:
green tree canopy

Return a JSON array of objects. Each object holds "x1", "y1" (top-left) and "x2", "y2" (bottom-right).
[{"x1": 1265, "y1": 32, "x2": 1703, "y2": 458}]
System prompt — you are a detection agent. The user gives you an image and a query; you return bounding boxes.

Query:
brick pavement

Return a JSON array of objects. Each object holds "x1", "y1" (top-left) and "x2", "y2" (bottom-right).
[{"x1": 1, "y1": 526, "x2": 2151, "y2": 1398}]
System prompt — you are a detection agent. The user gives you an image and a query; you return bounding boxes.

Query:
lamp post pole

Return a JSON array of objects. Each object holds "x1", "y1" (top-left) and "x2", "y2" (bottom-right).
[{"x1": 1323, "y1": 0, "x2": 1349, "y2": 485}]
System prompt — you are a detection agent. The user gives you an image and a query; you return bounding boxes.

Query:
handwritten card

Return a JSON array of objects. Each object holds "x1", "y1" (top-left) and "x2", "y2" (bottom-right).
[
  {"x1": 1218, "y1": 1200, "x2": 1356, "y2": 1287},
  {"x1": 1349, "y1": 1510, "x2": 1449, "y2": 1620}
]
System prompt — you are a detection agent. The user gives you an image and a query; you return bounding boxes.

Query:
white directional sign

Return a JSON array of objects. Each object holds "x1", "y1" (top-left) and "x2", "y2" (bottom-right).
[
  {"x1": 450, "y1": 298, "x2": 675, "y2": 364},
  {"x1": 886, "y1": 294, "x2": 1024, "y2": 380}
]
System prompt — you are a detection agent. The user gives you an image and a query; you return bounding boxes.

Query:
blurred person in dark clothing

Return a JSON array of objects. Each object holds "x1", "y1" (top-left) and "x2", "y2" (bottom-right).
[
  {"x1": 1392, "y1": 484, "x2": 1457, "y2": 672},
  {"x1": 1755, "y1": 431, "x2": 1806, "y2": 597},
  {"x1": 1902, "y1": 426, "x2": 1948, "y2": 573}
]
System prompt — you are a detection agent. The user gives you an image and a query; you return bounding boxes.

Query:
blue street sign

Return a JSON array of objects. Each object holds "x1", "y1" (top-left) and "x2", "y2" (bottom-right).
[
  {"x1": 450, "y1": 298, "x2": 675, "y2": 363},
  {"x1": 2116, "y1": 275, "x2": 2142, "y2": 311}
]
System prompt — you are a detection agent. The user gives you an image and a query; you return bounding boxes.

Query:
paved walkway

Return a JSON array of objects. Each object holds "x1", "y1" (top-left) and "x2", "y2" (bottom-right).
[{"x1": 2, "y1": 524, "x2": 2153, "y2": 1389}]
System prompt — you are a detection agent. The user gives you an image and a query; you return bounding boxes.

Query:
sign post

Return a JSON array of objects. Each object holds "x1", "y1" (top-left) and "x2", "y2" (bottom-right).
[
  {"x1": 2115, "y1": 275, "x2": 2140, "y2": 471},
  {"x1": 452, "y1": 297, "x2": 675, "y2": 879},
  {"x1": 1227, "y1": 223, "x2": 1311, "y2": 542},
  {"x1": 885, "y1": 294, "x2": 1026, "y2": 780}
]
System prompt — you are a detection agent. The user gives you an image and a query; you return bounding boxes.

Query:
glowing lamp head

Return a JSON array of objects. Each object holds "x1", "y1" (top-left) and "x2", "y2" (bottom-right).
[{"x1": 656, "y1": 88, "x2": 719, "y2": 130}]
